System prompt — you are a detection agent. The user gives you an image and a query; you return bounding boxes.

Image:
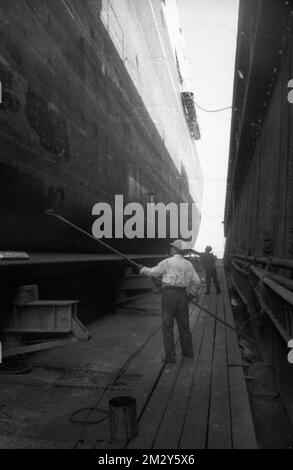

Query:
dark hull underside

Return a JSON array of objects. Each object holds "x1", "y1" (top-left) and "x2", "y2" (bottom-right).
[{"x1": 0, "y1": 0, "x2": 200, "y2": 254}]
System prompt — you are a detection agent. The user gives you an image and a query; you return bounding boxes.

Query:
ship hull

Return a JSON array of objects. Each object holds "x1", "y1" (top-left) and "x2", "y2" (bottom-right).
[{"x1": 0, "y1": 0, "x2": 201, "y2": 254}]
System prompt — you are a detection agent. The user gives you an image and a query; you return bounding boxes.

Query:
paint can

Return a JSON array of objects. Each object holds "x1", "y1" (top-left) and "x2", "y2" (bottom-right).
[{"x1": 109, "y1": 396, "x2": 137, "y2": 442}]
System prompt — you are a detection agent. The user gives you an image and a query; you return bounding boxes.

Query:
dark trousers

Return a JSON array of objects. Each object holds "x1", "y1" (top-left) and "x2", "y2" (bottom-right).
[
  {"x1": 161, "y1": 289, "x2": 193, "y2": 361},
  {"x1": 206, "y1": 268, "x2": 221, "y2": 294}
]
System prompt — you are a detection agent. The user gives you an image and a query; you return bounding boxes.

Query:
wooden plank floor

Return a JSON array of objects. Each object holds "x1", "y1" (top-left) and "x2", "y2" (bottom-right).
[
  {"x1": 98, "y1": 263, "x2": 257, "y2": 450},
  {"x1": 0, "y1": 264, "x2": 257, "y2": 450}
]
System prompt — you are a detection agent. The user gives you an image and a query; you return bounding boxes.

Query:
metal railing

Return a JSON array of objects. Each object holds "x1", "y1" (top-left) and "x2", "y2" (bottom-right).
[
  {"x1": 228, "y1": 254, "x2": 293, "y2": 422},
  {"x1": 232, "y1": 253, "x2": 293, "y2": 271},
  {"x1": 229, "y1": 255, "x2": 293, "y2": 344}
]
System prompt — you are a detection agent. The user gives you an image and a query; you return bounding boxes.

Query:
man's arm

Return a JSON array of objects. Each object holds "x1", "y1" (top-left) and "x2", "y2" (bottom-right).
[
  {"x1": 140, "y1": 259, "x2": 167, "y2": 278},
  {"x1": 185, "y1": 249, "x2": 202, "y2": 256}
]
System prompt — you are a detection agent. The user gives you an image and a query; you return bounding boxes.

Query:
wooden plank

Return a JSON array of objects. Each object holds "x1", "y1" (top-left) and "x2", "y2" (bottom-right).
[
  {"x1": 221, "y1": 267, "x2": 243, "y2": 365},
  {"x1": 127, "y1": 359, "x2": 182, "y2": 449},
  {"x1": 207, "y1": 292, "x2": 232, "y2": 449},
  {"x1": 95, "y1": 300, "x2": 200, "y2": 450},
  {"x1": 127, "y1": 300, "x2": 199, "y2": 418},
  {"x1": 221, "y1": 268, "x2": 257, "y2": 449},
  {"x1": 87, "y1": 326, "x2": 165, "y2": 450},
  {"x1": 180, "y1": 292, "x2": 216, "y2": 449},
  {"x1": 229, "y1": 367, "x2": 257, "y2": 449},
  {"x1": 3, "y1": 337, "x2": 79, "y2": 358},
  {"x1": 127, "y1": 305, "x2": 201, "y2": 449},
  {"x1": 153, "y1": 306, "x2": 207, "y2": 449}
]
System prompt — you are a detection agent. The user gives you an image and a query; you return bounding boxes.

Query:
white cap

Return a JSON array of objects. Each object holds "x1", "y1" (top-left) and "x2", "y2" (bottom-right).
[{"x1": 169, "y1": 240, "x2": 184, "y2": 252}]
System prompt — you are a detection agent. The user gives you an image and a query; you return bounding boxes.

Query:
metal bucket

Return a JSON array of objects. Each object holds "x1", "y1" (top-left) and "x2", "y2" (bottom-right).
[{"x1": 109, "y1": 396, "x2": 137, "y2": 442}]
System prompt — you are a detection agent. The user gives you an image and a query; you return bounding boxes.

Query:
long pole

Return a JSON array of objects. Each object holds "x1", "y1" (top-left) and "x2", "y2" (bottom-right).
[
  {"x1": 45, "y1": 211, "x2": 237, "y2": 332},
  {"x1": 194, "y1": 302, "x2": 237, "y2": 332},
  {"x1": 45, "y1": 210, "x2": 141, "y2": 269}
]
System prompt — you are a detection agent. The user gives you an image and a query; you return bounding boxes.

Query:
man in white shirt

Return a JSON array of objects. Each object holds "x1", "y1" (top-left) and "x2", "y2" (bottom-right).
[{"x1": 140, "y1": 240, "x2": 201, "y2": 364}]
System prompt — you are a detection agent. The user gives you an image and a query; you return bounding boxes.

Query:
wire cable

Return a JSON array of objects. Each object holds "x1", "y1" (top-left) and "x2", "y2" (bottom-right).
[
  {"x1": 69, "y1": 407, "x2": 108, "y2": 425},
  {"x1": 193, "y1": 100, "x2": 233, "y2": 113},
  {"x1": 72, "y1": 324, "x2": 161, "y2": 448},
  {"x1": 181, "y1": 78, "x2": 233, "y2": 113}
]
